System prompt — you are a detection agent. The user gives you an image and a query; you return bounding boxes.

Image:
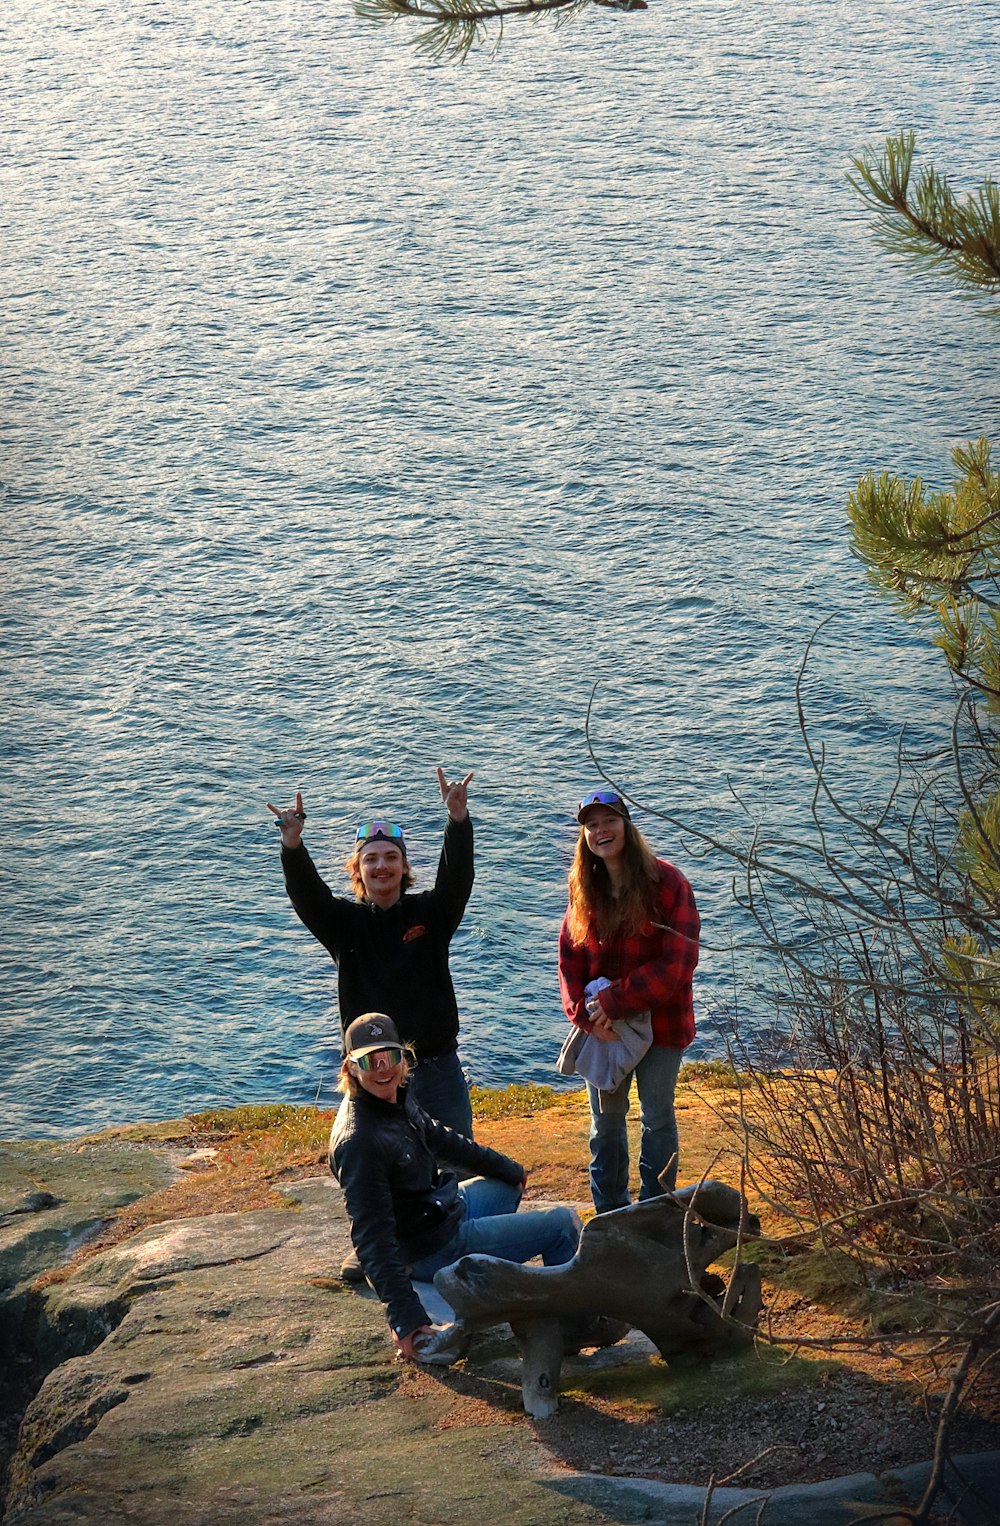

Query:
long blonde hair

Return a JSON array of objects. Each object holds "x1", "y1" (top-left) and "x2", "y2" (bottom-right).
[{"x1": 565, "y1": 818, "x2": 660, "y2": 944}]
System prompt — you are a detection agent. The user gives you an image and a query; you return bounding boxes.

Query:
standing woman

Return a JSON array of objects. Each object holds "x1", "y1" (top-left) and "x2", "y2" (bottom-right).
[{"x1": 558, "y1": 789, "x2": 700, "y2": 1214}]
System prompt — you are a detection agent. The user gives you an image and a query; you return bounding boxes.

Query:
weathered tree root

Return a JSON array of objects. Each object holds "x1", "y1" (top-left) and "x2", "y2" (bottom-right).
[{"x1": 435, "y1": 1180, "x2": 762, "y2": 1417}]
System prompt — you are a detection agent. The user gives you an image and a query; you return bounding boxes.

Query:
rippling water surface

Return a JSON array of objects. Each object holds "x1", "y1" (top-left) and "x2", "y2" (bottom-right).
[{"x1": 3, "y1": 0, "x2": 998, "y2": 1136}]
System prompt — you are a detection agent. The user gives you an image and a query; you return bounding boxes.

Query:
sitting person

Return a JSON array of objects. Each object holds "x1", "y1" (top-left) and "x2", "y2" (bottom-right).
[{"x1": 329, "y1": 1013, "x2": 581, "y2": 1360}]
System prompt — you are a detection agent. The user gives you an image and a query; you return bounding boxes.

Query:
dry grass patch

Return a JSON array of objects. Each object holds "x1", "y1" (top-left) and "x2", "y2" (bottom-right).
[{"x1": 475, "y1": 1076, "x2": 747, "y2": 1211}]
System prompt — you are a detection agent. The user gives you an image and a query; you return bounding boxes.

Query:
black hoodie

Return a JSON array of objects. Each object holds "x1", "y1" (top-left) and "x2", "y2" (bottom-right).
[{"x1": 280, "y1": 814, "x2": 473, "y2": 1057}]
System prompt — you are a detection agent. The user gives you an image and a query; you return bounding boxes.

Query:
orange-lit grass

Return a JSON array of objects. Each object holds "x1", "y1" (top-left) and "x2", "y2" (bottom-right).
[{"x1": 38, "y1": 1076, "x2": 744, "y2": 1285}]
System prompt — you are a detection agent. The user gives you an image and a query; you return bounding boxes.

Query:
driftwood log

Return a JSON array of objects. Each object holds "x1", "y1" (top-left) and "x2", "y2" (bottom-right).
[{"x1": 430, "y1": 1180, "x2": 763, "y2": 1418}]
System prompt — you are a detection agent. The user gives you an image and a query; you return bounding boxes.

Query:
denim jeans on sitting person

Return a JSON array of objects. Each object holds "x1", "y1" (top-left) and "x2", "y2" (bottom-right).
[
  {"x1": 587, "y1": 1043, "x2": 683, "y2": 1214},
  {"x1": 408, "y1": 1175, "x2": 581, "y2": 1281},
  {"x1": 408, "y1": 1049, "x2": 474, "y2": 1138}
]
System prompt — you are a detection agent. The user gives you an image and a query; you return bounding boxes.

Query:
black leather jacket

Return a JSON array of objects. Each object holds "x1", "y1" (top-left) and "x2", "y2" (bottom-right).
[{"x1": 329, "y1": 1084, "x2": 523, "y2": 1338}]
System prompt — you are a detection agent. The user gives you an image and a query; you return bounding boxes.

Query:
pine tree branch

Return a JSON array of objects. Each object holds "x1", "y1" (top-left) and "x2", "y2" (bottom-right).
[
  {"x1": 848, "y1": 439, "x2": 1000, "y2": 616},
  {"x1": 848, "y1": 131, "x2": 1000, "y2": 307},
  {"x1": 354, "y1": 0, "x2": 644, "y2": 60}
]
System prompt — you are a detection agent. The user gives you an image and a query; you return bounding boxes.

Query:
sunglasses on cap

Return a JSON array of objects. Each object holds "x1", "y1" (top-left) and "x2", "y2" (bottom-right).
[
  {"x1": 356, "y1": 820, "x2": 405, "y2": 844},
  {"x1": 577, "y1": 789, "x2": 630, "y2": 821},
  {"x1": 353, "y1": 1046, "x2": 403, "y2": 1071}
]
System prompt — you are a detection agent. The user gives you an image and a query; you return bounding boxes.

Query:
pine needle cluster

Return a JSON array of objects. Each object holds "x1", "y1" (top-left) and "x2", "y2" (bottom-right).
[
  {"x1": 845, "y1": 137, "x2": 1000, "y2": 1045},
  {"x1": 848, "y1": 130, "x2": 1000, "y2": 310},
  {"x1": 353, "y1": 0, "x2": 639, "y2": 62}
]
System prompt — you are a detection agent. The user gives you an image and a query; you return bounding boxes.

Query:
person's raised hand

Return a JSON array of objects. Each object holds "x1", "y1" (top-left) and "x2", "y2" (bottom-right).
[
  {"x1": 266, "y1": 790, "x2": 307, "y2": 849},
  {"x1": 437, "y1": 766, "x2": 474, "y2": 822}
]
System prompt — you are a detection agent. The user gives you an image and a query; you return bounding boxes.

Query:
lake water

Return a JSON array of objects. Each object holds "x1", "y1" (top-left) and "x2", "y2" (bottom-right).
[{"x1": 3, "y1": 0, "x2": 997, "y2": 1137}]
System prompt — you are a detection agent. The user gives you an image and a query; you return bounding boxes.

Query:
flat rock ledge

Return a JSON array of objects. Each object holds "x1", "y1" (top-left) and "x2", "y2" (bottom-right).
[{"x1": 1, "y1": 1142, "x2": 998, "y2": 1526}]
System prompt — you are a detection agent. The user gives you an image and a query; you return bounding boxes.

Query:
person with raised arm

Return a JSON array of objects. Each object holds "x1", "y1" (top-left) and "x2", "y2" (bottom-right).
[{"x1": 267, "y1": 767, "x2": 476, "y2": 1139}]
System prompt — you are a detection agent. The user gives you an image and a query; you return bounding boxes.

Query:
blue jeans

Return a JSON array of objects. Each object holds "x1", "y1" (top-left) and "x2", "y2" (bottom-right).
[
  {"x1": 408, "y1": 1176, "x2": 580, "y2": 1280},
  {"x1": 587, "y1": 1044, "x2": 683, "y2": 1214},
  {"x1": 408, "y1": 1049, "x2": 474, "y2": 1138}
]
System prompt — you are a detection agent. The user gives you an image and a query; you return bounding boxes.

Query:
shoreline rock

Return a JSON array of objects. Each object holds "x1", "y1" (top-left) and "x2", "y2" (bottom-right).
[{"x1": 2, "y1": 1123, "x2": 998, "y2": 1525}]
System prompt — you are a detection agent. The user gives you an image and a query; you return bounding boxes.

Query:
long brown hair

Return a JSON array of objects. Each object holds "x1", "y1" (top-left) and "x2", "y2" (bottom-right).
[{"x1": 565, "y1": 817, "x2": 660, "y2": 944}]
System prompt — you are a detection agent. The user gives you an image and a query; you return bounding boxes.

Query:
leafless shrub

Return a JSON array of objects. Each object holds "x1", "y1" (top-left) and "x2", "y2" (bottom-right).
[
  {"x1": 586, "y1": 637, "x2": 1000, "y2": 1512},
  {"x1": 726, "y1": 951, "x2": 1000, "y2": 1285}
]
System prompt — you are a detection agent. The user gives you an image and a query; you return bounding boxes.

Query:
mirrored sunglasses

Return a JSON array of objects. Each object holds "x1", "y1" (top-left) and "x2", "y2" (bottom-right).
[
  {"x1": 356, "y1": 820, "x2": 405, "y2": 843},
  {"x1": 354, "y1": 1046, "x2": 403, "y2": 1071},
  {"x1": 578, "y1": 790, "x2": 625, "y2": 814}
]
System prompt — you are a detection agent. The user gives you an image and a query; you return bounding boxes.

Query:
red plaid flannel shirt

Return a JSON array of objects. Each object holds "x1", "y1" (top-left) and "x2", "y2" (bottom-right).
[{"x1": 558, "y1": 860, "x2": 700, "y2": 1050}]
